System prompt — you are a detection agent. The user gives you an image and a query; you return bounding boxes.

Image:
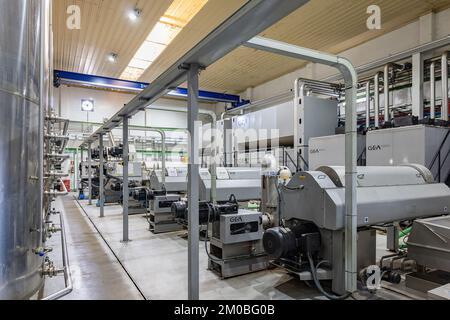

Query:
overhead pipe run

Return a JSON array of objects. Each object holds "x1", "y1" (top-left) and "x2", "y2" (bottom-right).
[
  {"x1": 323, "y1": 35, "x2": 450, "y2": 82},
  {"x1": 243, "y1": 36, "x2": 358, "y2": 293},
  {"x1": 221, "y1": 91, "x2": 295, "y2": 119},
  {"x1": 146, "y1": 105, "x2": 217, "y2": 203}
]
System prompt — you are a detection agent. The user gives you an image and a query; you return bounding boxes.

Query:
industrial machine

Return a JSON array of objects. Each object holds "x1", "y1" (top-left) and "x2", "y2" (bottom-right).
[
  {"x1": 200, "y1": 167, "x2": 262, "y2": 202},
  {"x1": 146, "y1": 166, "x2": 262, "y2": 202},
  {"x1": 133, "y1": 188, "x2": 183, "y2": 233},
  {"x1": 146, "y1": 166, "x2": 191, "y2": 193},
  {"x1": 309, "y1": 133, "x2": 367, "y2": 170},
  {"x1": 262, "y1": 165, "x2": 450, "y2": 298},
  {"x1": 366, "y1": 125, "x2": 450, "y2": 184},
  {"x1": 172, "y1": 196, "x2": 269, "y2": 278}
]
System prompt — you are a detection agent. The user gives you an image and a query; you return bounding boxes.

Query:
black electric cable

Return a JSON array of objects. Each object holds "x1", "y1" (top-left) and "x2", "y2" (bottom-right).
[{"x1": 307, "y1": 252, "x2": 352, "y2": 300}]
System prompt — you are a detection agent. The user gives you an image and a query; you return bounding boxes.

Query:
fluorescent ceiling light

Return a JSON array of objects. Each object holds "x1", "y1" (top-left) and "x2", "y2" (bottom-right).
[{"x1": 120, "y1": 0, "x2": 208, "y2": 81}]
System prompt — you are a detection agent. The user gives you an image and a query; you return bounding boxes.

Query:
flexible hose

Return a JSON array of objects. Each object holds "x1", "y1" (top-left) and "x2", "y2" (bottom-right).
[{"x1": 307, "y1": 252, "x2": 352, "y2": 300}]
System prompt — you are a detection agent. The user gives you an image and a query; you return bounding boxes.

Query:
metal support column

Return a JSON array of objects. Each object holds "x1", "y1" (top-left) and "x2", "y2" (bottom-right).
[
  {"x1": 88, "y1": 144, "x2": 92, "y2": 205},
  {"x1": 365, "y1": 81, "x2": 371, "y2": 128},
  {"x1": 442, "y1": 52, "x2": 448, "y2": 121},
  {"x1": 384, "y1": 65, "x2": 391, "y2": 123},
  {"x1": 374, "y1": 73, "x2": 380, "y2": 128},
  {"x1": 187, "y1": 64, "x2": 200, "y2": 300},
  {"x1": 430, "y1": 61, "x2": 436, "y2": 119},
  {"x1": 122, "y1": 117, "x2": 129, "y2": 242},
  {"x1": 244, "y1": 36, "x2": 358, "y2": 294},
  {"x1": 412, "y1": 53, "x2": 424, "y2": 119},
  {"x1": 99, "y1": 134, "x2": 105, "y2": 218}
]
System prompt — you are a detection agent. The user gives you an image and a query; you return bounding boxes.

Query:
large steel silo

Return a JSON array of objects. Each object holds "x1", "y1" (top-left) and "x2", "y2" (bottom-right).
[{"x1": 0, "y1": 0, "x2": 47, "y2": 299}]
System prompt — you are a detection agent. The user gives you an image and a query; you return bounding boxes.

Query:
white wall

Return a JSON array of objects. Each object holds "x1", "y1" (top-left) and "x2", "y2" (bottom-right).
[
  {"x1": 55, "y1": 85, "x2": 217, "y2": 130},
  {"x1": 242, "y1": 8, "x2": 450, "y2": 101}
]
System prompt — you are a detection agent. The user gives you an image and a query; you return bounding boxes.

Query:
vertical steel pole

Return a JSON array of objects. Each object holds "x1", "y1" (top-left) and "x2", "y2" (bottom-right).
[
  {"x1": 161, "y1": 130, "x2": 166, "y2": 186},
  {"x1": 99, "y1": 134, "x2": 105, "y2": 218},
  {"x1": 384, "y1": 65, "x2": 391, "y2": 123},
  {"x1": 88, "y1": 143, "x2": 92, "y2": 205},
  {"x1": 442, "y1": 52, "x2": 448, "y2": 121},
  {"x1": 365, "y1": 81, "x2": 371, "y2": 128},
  {"x1": 430, "y1": 61, "x2": 436, "y2": 119},
  {"x1": 187, "y1": 64, "x2": 200, "y2": 300},
  {"x1": 412, "y1": 53, "x2": 424, "y2": 120},
  {"x1": 374, "y1": 73, "x2": 380, "y2": 128},
  {"x1": 122, "y1": 117, "x2": 129, "y2": 242}
]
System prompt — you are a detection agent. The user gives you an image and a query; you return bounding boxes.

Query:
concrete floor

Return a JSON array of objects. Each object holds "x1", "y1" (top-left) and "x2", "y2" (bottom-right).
[
  {"x1": 40, "y1": 196, "x2": 144, "y2": 300},
  {"x1": 74, "y1": 197, "x2": 323, "y2": 300},
  {"x1": 42, "y1": 195, "x2": 414, "y2": 300}
]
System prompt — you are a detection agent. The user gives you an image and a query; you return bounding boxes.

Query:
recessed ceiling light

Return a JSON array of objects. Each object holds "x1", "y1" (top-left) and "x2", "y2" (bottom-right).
[
  {"x1": 128, "y1": 8, "x2": 141, "y2": 22},
  {"x1": 108, "y1": 53, "x2": 118, "y2": 63},
  {"x1": 120, "y1": 0, "x2": 208, "y2": 81}
]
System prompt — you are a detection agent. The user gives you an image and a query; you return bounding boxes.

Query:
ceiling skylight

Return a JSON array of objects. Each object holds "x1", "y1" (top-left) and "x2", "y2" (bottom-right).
[{"x1": 120, "y1": 0, "x2": 208, "y2": 81}]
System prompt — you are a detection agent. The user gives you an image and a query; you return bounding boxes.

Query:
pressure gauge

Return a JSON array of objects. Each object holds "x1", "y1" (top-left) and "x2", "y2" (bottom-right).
[{"x1": 81, "y1": 99, "x2": 94, "y2": 112}]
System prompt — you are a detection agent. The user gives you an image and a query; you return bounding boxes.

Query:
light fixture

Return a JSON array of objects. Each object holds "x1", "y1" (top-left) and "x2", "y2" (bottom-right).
[
  {"x1": 107, "y1": 53, "x2": 118, "y2": 63},
  {"x1": 120, "y1": 0, "x2": 209, "y2": 81},
  {"x1": 128, "y1": 8, "x2": 141, "y2": 22}
]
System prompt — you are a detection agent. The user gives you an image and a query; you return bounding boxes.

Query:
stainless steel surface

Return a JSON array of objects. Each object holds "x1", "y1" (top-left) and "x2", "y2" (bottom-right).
[
  {"x1": 81, "y1": 0, "x2": 310, "y2": 147},
  {"x1": 0, "y1": 0, "x2": 45, "y2": 300},
  {"x1": 366, "y1": 125, "x2": 450, "y2": 182},
  {"x1": 245, "y1": 36, "x2": 359, "y2": 293},
  {"x1": 309, "y1": 134, "x2": 366, "y2": 170},
  {"x1": 187, "y1": 64, "x2": 200, "y2": 300},
  {"x1": 200, "y1": 179, "x2": 261, "y2": 202},
  {"x1": 408, "y1": 216, "x2": 450, "y2": 273},
  {"x1": 42, "y1": 210, "x2": 73, "y2": 300},
  {"x1": 281, "y1": 166, "x2": 450, "y2": 231}
]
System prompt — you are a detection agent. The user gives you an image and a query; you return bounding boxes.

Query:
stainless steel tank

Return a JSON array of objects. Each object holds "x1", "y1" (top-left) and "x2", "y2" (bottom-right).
[{"x1": 0, "y1": 0, "x2": 46, "y2": 299}]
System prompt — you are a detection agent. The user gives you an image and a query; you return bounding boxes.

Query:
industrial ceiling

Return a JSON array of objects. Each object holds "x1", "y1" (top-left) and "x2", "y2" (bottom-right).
[{"x1": 53, "y1": 0, "x2": 450, "y2": 94}]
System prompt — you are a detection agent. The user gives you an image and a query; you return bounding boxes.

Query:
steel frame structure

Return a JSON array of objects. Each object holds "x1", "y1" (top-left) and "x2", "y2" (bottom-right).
[{"x1": 79, "y1": 0, "x2": 339, "y2": 300}]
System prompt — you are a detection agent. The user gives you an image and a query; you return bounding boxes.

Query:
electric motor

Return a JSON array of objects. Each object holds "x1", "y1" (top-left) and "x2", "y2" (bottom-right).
[
  {"x1": 171, "y1": 197, "x2": 239, "y2": 225},
  {"x1": 263, "y1": 222, "x2": 320, "y2": 259}
]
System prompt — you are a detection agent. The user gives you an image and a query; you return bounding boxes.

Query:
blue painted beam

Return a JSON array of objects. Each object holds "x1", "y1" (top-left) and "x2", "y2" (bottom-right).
[{"x1": 54, "y1": 70, "x2": 242, "y2": 105}]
